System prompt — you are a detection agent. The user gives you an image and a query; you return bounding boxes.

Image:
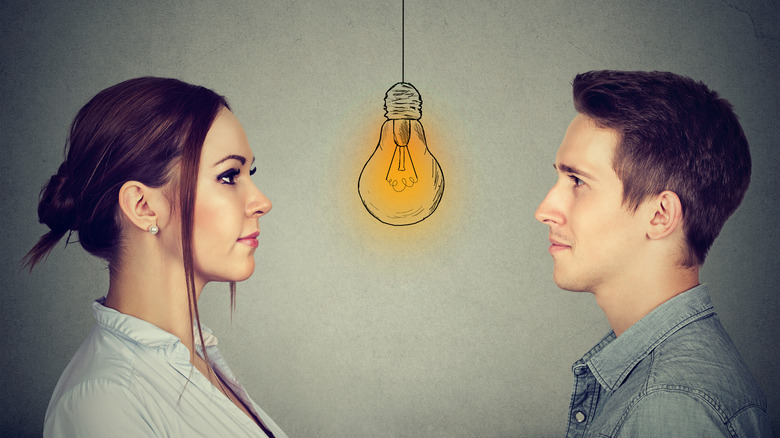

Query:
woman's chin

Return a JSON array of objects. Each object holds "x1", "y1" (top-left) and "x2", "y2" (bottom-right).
[
  {"x1": 202, "y1": 261, "x2": 255, "y2": 284},
  {"x1": 232, "y1": 261, "x2": 256, "y2": 282}
]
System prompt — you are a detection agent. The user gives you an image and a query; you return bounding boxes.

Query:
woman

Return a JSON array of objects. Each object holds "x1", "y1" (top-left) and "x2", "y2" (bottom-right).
[{"x1": 25, "y1": 77, "x2": 288, "y2": 437}]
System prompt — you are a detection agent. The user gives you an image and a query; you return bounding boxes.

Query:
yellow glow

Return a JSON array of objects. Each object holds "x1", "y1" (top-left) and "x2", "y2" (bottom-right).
[
  {"x1": 359, "y1": 119, "x2": 444, "y2": 227},
  {"x1": 325, "y1": 89, "x2": 467, "y2": 258}
]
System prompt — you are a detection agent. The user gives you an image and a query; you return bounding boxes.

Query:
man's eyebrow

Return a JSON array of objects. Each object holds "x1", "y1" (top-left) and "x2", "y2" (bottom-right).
[
  {"x1": 214, "y1": 154, "x2": 247, "y2": 167},
  {"x1": 554, "y1": 163, "x2": 597, "y2": 181}
]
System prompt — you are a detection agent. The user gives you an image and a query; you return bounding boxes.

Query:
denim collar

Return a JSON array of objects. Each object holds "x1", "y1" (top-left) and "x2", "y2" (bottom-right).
[{"x1": 575, "y1": 284, "x2": 714, "y2": 391}]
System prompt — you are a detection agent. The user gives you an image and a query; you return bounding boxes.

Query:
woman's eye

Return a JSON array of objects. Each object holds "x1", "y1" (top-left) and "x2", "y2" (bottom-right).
[
  {"x1": 249, "y1": 167, "x2": 256, "y2": 176},
  {"x1": 218, "y1": 169, "x2": 240, "y2": 185}
]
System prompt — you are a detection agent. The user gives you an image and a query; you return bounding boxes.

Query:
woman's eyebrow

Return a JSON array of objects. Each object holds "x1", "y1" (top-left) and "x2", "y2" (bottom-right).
[{"x1": 213, "y1": 154, "x2": 246, "y2": 167}]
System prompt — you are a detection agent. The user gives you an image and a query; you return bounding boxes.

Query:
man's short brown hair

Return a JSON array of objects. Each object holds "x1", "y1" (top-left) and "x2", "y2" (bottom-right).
[{"x1": 572, "y1": 70, "x2": 751, "y2": 267}]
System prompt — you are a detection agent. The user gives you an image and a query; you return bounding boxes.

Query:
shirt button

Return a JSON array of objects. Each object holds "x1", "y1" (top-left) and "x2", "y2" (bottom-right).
[{"x1": 575, "y1": 411, "x2": 586, "y2": 423}]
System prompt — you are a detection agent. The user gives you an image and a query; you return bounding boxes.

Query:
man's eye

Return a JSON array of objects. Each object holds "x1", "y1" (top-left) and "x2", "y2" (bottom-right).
[
  {"x1": 218, "y1": 169, "x2": 240, "y2": 185},
  {"x1": 569, "y1": 175, "x2": 584, "y2": 187},
  {"x1": 249, "y1": 167, "x2": 256, "y2": 176}
]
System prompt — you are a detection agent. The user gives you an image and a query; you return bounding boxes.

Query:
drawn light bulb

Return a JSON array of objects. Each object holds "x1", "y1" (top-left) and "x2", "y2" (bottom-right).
[{"x1": 358, "y1": 82, "x2": 445, "y2": 226}]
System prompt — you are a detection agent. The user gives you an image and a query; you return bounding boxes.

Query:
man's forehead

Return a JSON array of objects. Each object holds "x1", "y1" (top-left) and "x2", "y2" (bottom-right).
[{"x1": 554, "y1": 114, "x2": 620, "y2": 178}]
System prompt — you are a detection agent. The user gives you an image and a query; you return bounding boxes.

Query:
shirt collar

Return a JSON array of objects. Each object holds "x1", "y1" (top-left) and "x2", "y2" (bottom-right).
[
  {"x1": 579, "y1": 284, "x2": 715, "y2": 391},
  {"x1": 92, "y1": 297, "x2": 218, "y2": 350}
]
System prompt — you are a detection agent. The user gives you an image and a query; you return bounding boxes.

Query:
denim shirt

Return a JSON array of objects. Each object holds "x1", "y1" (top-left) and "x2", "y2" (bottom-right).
[
  {"x1": 566, "y1": 285, "x2": 771, "y2": 437},
  {"x1": 44, "y1": 299, "x2": 288, "y2": 437}
]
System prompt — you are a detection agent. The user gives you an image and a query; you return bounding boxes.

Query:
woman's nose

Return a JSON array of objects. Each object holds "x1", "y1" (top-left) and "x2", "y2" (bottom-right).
[{"x1": 247, "y1": 183, "x2": 272, "y2": 218}]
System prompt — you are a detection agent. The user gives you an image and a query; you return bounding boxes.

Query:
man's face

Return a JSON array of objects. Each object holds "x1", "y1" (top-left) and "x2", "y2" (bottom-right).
[{"x1": 535, "y1": 114, "x2": 647, "y2": 293}]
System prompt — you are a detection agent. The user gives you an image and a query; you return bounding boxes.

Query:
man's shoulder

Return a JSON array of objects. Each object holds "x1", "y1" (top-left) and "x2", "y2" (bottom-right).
[
  {"x1": 595, "y1": 315, "x2": 772, "y2": 436},
  {"x1": 641, "y1": 314, "x2": 767, "y2": 415}
]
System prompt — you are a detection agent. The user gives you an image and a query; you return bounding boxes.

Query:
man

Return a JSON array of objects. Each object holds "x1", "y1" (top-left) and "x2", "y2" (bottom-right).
[{"x1": 535, "y1": 70, "x2": 771, "y2": 436}]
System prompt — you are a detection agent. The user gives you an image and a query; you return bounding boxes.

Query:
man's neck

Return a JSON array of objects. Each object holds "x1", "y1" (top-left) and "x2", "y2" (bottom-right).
[{"x1": 595, "y1": 265, "x2": 700, "y2": 336}]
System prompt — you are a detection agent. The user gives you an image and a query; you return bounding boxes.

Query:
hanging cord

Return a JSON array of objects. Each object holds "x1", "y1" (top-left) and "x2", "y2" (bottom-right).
[{"x1": 402, "y1": 0, "x2": 405, "y2": 82}]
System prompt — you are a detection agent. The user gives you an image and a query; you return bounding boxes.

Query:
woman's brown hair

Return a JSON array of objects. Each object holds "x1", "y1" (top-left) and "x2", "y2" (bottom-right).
[{"x1": 24, "y1": 76, "x2": 233, "y2": 357}]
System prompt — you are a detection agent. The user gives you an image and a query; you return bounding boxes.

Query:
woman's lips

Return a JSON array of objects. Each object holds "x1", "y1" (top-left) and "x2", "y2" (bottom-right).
[{"x1": 238, "y1": 231, "x2": 260, "y2": 248}]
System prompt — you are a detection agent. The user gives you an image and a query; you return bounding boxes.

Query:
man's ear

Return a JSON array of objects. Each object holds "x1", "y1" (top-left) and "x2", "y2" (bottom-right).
[
  {"x1": 646, "y1": 190, "x2": 683, "y2": 240},
  {"x1": 118, "y1": 181, "x2": 162, "y2": 233}
]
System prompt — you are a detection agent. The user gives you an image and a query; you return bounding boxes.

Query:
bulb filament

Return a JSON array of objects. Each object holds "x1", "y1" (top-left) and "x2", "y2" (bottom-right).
[{"x1": 387, "y1": 119, "x2": 418, "y2": 192}]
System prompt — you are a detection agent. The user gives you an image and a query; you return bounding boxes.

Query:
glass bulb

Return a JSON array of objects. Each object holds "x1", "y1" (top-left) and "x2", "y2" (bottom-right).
[{"x1": 358, "y1": 82, "x2": 445, "y2": 226}]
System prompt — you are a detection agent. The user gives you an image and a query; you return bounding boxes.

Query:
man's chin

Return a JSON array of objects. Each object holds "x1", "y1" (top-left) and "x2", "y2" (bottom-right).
[{"x1": 553, "y1": 272, "x2": 589, "y2": 293}]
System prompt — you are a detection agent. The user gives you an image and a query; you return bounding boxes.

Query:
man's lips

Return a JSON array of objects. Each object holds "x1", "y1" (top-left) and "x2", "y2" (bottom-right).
[
  {"x1": 238, "y1": 231, "x2": 260, "y2": 248},
  {"x1": 548, "y1": 236, "x2": 571, "y2": 253}
]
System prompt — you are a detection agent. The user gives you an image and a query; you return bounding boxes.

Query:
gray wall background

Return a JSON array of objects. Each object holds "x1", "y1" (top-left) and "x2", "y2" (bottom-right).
[{"x1": 2, "y1": 1, "x2": 778, "y2": 436}]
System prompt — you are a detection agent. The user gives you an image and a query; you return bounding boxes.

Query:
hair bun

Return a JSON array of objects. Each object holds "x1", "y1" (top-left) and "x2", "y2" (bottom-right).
[{"x1": 38, "y1": 163, "x2": 78, "y2": 232}]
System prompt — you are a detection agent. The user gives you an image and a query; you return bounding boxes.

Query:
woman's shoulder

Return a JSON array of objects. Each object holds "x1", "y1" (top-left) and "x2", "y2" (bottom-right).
[
  {"x1": 46, "y1": 324, "x2": 139, "y2": 405},
  {"x1": 43, "y1": 323, "x2": 179, "y2": 436},
  {"x1": 53, "y1": 314, "x2": 187, "y2": 387},
  {"x1": 43, "y1": 373, "x2": 159, "y2": 437},
  {"x1": 43, "y1": 326, "x2": 151, "y2": 436}
]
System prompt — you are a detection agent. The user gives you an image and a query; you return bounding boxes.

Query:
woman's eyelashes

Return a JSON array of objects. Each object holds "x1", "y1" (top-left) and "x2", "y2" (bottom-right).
[
  {"x1": 218, "y1": 166, "x2": 256, "y2": 185},
  {"x1": 218, "y1": 168, "x2": 241, "y2": 185}
]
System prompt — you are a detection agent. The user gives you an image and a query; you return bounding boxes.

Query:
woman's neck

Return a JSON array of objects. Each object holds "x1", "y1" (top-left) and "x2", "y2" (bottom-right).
[{"x1": 104, "y1": 249, "x2": 203, "y2": 355}]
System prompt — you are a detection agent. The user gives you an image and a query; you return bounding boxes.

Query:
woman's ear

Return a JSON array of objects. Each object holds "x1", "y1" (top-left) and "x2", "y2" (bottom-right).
[
  {"x1": 118, "y1": 181, "x2": 163, "y2": 233},
  {"x1": 646, "y1": 190, "x2": 684, "y2": 240}
]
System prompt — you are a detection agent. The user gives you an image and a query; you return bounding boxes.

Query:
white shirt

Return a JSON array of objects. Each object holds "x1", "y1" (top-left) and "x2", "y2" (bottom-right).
[{"x1": 44, "y1": 299, "x2": 288, "y2": 438}]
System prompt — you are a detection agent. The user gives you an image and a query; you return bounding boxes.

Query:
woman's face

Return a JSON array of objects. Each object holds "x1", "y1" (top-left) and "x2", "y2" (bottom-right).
[{"x1": 190, "y1": 108, "x2": 271, "y2": 285}]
